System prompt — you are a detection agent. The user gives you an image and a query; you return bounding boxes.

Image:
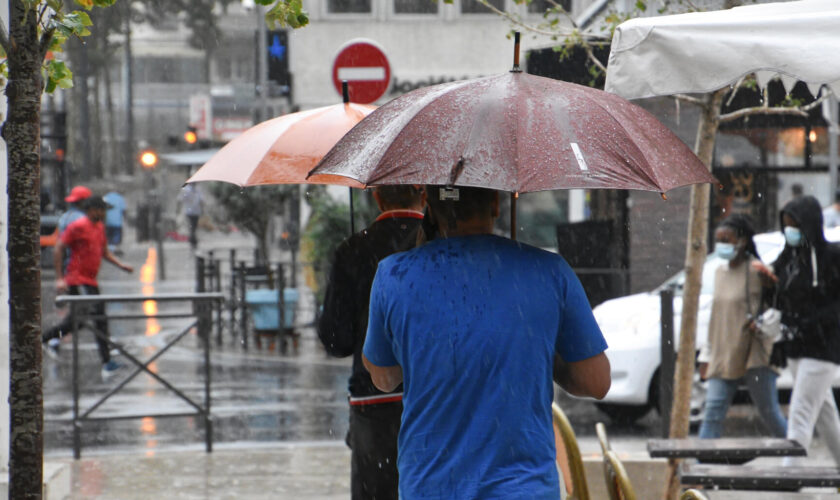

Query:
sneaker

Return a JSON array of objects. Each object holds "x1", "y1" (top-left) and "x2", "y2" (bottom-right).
[
  {"x1": 101, "y1": 360, "x2": 123, "y2": 380},
  {"x1": 43, "y1": 339, "x2": 60, "y2": 360}
]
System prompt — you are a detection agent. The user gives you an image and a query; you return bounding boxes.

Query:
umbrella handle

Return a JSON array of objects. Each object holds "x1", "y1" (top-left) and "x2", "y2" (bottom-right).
[
  {"x1": 342, "y1": 80, "x2": 350, "y2": 104},
  {"x1": 511, "y1": 32, "x2": 522, "y2": 73}
]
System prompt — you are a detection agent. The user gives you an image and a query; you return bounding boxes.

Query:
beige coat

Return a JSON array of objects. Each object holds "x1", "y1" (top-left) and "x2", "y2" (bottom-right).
[{"x1": 701, "y1": 258, "x2": 774, "y2": 380}]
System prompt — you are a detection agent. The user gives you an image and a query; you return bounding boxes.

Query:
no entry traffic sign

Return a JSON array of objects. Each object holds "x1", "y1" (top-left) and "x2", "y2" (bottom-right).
[{"x1": 332, "y1": 39, "x2": 391, "y2": 104}]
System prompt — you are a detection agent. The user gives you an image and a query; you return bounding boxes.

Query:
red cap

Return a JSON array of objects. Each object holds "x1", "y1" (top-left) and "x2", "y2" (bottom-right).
[{"x1": 64, "y1": 185, "x2": 92, "y2": 203}]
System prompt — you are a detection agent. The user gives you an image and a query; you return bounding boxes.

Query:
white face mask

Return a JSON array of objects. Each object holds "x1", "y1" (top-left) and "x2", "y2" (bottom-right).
[{"x1": 784, "y1": 226, "x2": 803, "y2": 247}]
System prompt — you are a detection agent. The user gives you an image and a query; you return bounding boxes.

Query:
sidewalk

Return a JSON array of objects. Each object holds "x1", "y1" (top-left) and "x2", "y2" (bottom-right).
[{"x1": 59, "y1": 441, "x2": 351, "y2": 500}]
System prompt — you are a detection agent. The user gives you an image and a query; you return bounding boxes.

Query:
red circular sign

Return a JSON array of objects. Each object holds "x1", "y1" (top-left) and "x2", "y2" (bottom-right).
[{"x1": 332, "y1": 40, "x2": 391, "y2": 104}]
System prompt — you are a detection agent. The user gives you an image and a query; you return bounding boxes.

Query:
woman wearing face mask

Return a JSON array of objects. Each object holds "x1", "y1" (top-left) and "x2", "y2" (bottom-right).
[
  {"x1": 773, "y1": 195, "x2": 840, "y2": 465},
  {"x1": 697, "y1": 214, "x2": 787, "y2": 439}
]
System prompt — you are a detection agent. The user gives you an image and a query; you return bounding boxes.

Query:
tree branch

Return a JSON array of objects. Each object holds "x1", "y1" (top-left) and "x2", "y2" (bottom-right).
[
  {"x1": 39, "y1": 27, "x2": 55, "y2": 62},
  {"x1": 477, "y1": 0, "x2": 606, "y2": 40},
  {"x1": 673, "y1": 94, "x2": 706, "y2": 107},
  {"x1": 719, "y1": 106, "x2": 808, "y2": 123},
  {"x1": 725, "y1": 75, "x2": 747, "y2": 108},
  {"x1": 719, "y1": 90, "x2": 834, "y2": 124}
]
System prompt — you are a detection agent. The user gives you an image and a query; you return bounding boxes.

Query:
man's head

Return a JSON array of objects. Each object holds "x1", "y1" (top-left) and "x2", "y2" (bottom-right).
[
  {"x1": 424, "y1": 185, "x2": 499, "y2": 237},
  {"x1": 372, "y1": 185, "x2": 426, "y2": 212},
  {"x1": 65, "y1": 185, "x2": 92, "y2": 206},
  {"x1": 84, "y1": 196, "x2": 112, "y2": 222}
]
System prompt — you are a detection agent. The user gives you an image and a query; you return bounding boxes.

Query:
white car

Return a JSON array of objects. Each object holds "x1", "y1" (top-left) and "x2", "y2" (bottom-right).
[{"x1": 593, "y1": 227, "x2": 840, "y2": 423}]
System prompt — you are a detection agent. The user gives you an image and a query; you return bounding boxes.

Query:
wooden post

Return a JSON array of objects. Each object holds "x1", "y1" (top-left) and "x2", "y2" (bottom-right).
[{"x1": 662, "y1": 88, "x2": 725, "y2": 500}]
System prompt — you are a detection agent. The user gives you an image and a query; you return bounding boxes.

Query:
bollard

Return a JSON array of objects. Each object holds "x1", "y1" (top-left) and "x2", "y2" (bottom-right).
[{"x1": 660, "y1": 287, "x2": 675, "y2": 438}]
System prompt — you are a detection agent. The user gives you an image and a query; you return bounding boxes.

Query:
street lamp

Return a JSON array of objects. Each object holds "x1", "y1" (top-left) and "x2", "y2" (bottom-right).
[{"x1": 139, "y1": 149, "x2": 159, "y2": 169}]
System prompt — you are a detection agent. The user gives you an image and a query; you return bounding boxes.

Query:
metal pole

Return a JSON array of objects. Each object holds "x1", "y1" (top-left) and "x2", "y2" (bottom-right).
[
  {"x1": 510, "y1": 192, "x2": 517, "y2": 240},
  {"x1": 71, "y1": 305, "x2": 81, "y2": 459},
  {"x1": 123, "y1": 9, "x2": 135, "y2": 175},
  {"x1": 660, "y1": 288, "x2": 675, "y2": 438},
  {"x1": 255, "y1": 4, "x2": 269, "y2": 122},
  {"x1": 826, "y1": 94, "x2": 839, "y2": 197},
  {"x1": 229, "y1": 249, "x2": 237, "y2": 343},
  {"x1": 78, "y1": 42, "x2": 91, "y2": 177},
  {"x1": 202, "y1": 299, "x2": 213, "y2": 453},
  {"x1": 238, "y1": 262, "x2": 248, "y2": 350},
  {"x1": 349, "y1": 187, "x2": 355, "y2": 235},
  {"x1": 213, "y1": 260, "x2": 223, "y2": 347},
  {"x1": 276, "y1": 262, "x2": 285, "y2": 340}
]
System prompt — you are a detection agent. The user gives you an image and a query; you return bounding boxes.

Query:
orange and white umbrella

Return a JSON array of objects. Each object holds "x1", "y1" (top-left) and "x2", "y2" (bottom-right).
[{"x1": 187, "y1": 101, "x2": 375, "y2": 188}]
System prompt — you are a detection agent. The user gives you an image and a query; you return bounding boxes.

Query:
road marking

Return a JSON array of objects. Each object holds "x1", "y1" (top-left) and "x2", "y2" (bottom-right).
[
  {"x1": 337, "y1": 67, "x2": 386, "y2": 81},
  {"x1": 571, "y1": 142, "x2": 588, "y2": 172}
]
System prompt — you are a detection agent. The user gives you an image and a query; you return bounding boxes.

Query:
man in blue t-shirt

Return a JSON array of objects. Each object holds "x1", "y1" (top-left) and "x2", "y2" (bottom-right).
[{"x1": 363, "y1": 186, "x2": 610, "y2": 500}]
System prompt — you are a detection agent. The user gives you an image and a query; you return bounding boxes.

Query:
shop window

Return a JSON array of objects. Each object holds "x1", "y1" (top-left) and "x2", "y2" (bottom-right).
[
  {"x1": 528, "y1": 0, "x2": 570, "y2": 14},
  {"x1": 461, "y1": 0, "x2": 504, "y2": 14},
  {"x1": 395, "y1": 0, "x2": 438, "y2": 14},
  {"x1": 328, "y1": 0, "x2": 372, "y2": 13}
]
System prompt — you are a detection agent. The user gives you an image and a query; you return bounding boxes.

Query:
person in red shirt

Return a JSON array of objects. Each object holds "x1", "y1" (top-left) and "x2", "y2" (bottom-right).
[{"x1": 42, "y1": 196, "x2": 134, "y2": 378}]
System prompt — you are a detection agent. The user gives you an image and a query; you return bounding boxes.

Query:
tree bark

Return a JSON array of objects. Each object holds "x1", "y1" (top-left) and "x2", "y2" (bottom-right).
[
  {"x1": 662, "y1": 88, "x2": 725, "y2": 500},
  {"x1": 3, "y1": 2, "x2": 45, "y2": 498}
]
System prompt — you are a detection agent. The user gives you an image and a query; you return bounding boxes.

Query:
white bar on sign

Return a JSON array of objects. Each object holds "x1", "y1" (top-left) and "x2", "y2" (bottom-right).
[
  {"x1": 570, "y1": 142, "x2": 589, "y2": 172},
  {"x1": 337, "y1": 67, "x2": 386, "y2": 81}
]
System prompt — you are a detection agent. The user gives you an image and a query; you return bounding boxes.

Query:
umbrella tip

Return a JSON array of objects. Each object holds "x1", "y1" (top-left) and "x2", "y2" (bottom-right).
[
  {"x1": 510, "y1": 31, "x2": 522, "y2": 73},
  {"x1": 660, "y1": 192, "x2": 668, "y2": 201},
  {"x1": 342, "y1": 80, "x2": 350, "y2": 104}
]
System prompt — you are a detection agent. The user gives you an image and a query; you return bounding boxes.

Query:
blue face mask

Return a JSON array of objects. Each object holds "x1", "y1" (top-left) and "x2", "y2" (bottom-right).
[
  {"x1": 784, "y1": 226, "x2": 803, "y2": 247},
  {"x1": 714, "y1": 242, "x2": 738, "y2": 261}
]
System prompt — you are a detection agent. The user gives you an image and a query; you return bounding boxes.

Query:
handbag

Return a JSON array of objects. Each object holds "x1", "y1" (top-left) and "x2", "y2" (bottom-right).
[{"x1": 753, "y1": 307, "x2": 783, "y2": 342}]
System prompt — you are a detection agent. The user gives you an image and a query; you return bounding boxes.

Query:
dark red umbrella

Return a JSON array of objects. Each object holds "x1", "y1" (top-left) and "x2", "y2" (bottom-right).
[{"x1": 310, "y1": 42, "x2": 716, "y2": 196}]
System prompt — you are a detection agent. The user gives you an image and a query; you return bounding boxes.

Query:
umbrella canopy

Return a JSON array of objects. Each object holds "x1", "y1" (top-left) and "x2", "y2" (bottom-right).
[
  {"x1": 186, "y1": 102, "x2": 375, "y2": 188},
  {"x1": 604, "y1": 0, "x2": 840, "y2": 100},
  {"x1": 309, "y1": 71, "x2": 716, "y2": 194}
]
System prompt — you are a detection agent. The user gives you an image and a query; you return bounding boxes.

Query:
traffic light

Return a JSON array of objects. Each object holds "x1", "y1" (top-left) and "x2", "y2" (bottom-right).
[
  {"x1": 266, "y1": 30, "x2": 290, "y2": 97},
  {"x1": 184, "y1": 126, "x2": 198, "y2": 145},
  {"x1": 139, "y1": 150, "x2": 159, "y2": 169}
]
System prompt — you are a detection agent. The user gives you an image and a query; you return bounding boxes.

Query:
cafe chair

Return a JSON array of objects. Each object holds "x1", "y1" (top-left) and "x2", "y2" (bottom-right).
[
  {"x1": 596, "y1": 421, "x2": 612, "y2": 454},
  {"x1": 603, "y1": 449, "x2": 638, "y2": 500},
  {"x1": 680, "y1": 489, "x2": 709, "y2": 500},
  {"x1": 552, "y1": 402, "x2": 591, "y2": 500}
]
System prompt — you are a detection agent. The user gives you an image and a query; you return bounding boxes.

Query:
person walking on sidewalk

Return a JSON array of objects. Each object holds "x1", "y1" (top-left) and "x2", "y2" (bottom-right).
[
  {"x1": 698, "y1": 214, "x2": 787, "y2": 439},
  {"x1": 58, "y1": 185, "x2": 92, "y2": 234},
  {"x1": 363, "y1": 186, "x2": 610, "y2": 499},
  {"x1": 318, "y1": 185, "x2": 426, "y2": 500},
  {"x1": 177, "y1": 183, "x2": 204, "y2": 250},
  {"x1": 773, "y1": 195, "x2": 840, "y2": 465},
  {"x1": 42, "y1": 196, "x2": 135, "y2": 379}
]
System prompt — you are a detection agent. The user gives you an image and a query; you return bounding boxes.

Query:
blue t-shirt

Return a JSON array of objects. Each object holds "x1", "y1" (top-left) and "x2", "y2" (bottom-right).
[
  {"x1": 364, "y1": 234, "x2": 608, "y2": 500},
  {"x1": 103, "y1": 192, "x2": 126, "y2": 228}
]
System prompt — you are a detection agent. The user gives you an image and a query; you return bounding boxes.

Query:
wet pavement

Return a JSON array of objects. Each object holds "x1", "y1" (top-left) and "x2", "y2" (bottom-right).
[{"x1": 39, "y1": 226, "x2": 838, "y2": 498}]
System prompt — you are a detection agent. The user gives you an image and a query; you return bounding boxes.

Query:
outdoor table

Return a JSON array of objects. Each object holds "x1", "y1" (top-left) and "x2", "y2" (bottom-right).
[
  {"x1": 648, "y1": 437, "x2": 806, "y2": 464},
  {"x1": 680, "y1": 463, "x2": 840, "y2": 491},
  {"x1": 697, "y1": 491, "x2": 840, "y2": 499}
]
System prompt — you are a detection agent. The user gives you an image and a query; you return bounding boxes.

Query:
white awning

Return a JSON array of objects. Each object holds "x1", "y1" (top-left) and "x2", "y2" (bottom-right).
[
  {"x1": 604, "y1": 0, "x2": 840, "y2": 100},
  {"x1": 160, "y1": 149, "x2": 220, "y2": 167}
]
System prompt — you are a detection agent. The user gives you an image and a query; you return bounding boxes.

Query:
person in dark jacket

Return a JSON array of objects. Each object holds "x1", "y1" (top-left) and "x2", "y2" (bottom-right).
[
  {"x1": 318, "y1": 185, "x2": 426, "y2": 500},
  {"x1": 773, "y1": 195, "x2": 840, "y2": 465}
]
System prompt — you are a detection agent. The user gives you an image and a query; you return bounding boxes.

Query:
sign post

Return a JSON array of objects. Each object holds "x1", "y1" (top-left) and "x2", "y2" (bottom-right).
[{"x1": 332, "y1": 39, "x2": 391, "y2": 104}]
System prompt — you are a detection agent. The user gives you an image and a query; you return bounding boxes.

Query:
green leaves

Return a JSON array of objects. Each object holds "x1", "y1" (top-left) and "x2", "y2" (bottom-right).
[
  {"x1": 53, "y1": 10, "x2": 93, "y2": 38},
  {"x1": 263, "y1": 0, "x2": 310, "y2": 29},
  {"x1": 44, "y1": 60, "x2": 73, "y2": 93}
]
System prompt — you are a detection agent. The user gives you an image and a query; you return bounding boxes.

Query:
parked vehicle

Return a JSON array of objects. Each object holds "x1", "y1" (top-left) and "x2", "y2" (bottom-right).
[{"x1": 593, "y1": 227, "x2": 840, "y2": 424}]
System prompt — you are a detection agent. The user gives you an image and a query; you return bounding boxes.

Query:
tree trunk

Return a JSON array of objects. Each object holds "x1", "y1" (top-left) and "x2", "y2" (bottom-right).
[
  {"x1": 662, "y1": 88, "x2": 725, "y2": 500},
  {"x1": 3, "y1": 2, "x2": 46, "y2": 498}
]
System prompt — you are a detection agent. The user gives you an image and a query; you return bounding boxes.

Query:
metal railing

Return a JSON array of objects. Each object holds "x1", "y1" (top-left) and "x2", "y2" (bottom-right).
[{"x1": 56, "y1": 292, "x2": 224, "y2": 459}]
